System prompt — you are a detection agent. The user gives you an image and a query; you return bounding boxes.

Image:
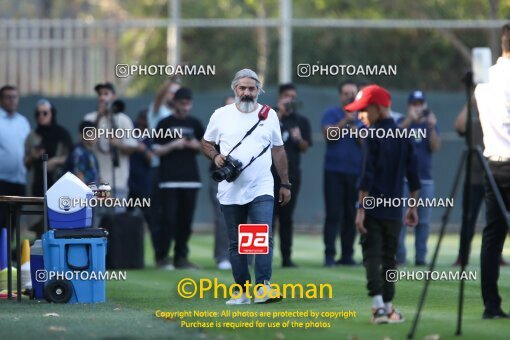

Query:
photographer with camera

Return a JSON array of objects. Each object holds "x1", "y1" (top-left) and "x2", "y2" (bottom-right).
[
  {"x1": 153, "y1": 88, "x2": 204, "y2": 270},
  {"x1": 83, "y1": 83, "x2": 137, "y2": 232},
  {"x1": 475, "y1": 23, "x2": 510, "y2": 319},
  {"x1": 271, "y1": 83, "x2": 312, "y2": 268},
  {"x1": 396, "y1": 90, "x2": 441, "y2": 266},
  {"x1": 201, "y1": 69, "x2": 290, "y2": 305},
  {"x1": 83, "y1": 83, "x2": 138, "y2": 206}
]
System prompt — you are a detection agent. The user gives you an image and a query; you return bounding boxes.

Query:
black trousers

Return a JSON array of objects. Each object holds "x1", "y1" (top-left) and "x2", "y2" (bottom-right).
[
  {"x1": 148, "y1": 168, "x2": 165, "y2": 261},
  {"x1": 323, "y1": 171, "x2": 358, "y2": 260},
  {"x1": 273, "y1": 176, "x2": 301, "y2": 262},
  {"x1": 0, "y1": 180, "x2": 26, "y2": 228},
  {"x1": 360, "y1": 214, "x2": 402, "y2": 301},
  {"x1": 458, "y1": 183, "x2": 485, "y2": 261},
  {"x1": 126, "y1": 190, "x2": 151, "y2": 226},
  {"x1": 160, "y1": 188, "x2": 198, "y2": 261},
  {"x1": 481, "y1": 160, "x2": 510, "y2": 313}
]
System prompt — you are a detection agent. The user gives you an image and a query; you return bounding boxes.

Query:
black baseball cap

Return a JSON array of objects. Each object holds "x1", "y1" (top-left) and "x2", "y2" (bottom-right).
[
  {"x1": 94, "y1": 82, "x2": 116, "y2": 94},
  {"x1": 174, "y1": 87, "x2": 193, "y2": 101},
  {"x1": 408, "y1": 90, "x2": 426, "y2": 104}
]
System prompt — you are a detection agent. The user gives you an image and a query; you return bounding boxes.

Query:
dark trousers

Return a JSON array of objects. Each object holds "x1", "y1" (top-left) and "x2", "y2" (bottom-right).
[
  {"x1": 148, "y1": 168, "x2": 165, "y2": 261},
  {"x1": 360, "y1": 214, "x2": 402, "y2": 301},
  {"x1": 458, "y1": 183, "x2": 485, "y2": 261},
  {"x1": 127, "y1": 190, "x2": 151, "y2": 226},
  {"x1": 160, "y1": 188, "x2": 198, "y2": 261},
  {"x1": 209, "y1": 180, "x2": 229, "y2": 263},
  {"x1": 0, "y1": 180, "x2": 26, "y2": 228},
  {"x1": 273, "y1": 176, "x2": 301, "y2": 262},
  {"x1": 481, "y1": 161, "x2": 510, "y2": 313},
  {"x1": 323, "y1": 171, "x2": 358, "y2": 260},
  {"x1": 221, "y1": 195, "x2": 274, "y2": 286}
]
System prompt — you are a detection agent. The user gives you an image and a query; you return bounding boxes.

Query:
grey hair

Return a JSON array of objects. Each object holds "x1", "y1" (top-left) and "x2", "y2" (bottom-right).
[
  {"x1": 230, "y1": 68, "x2": 264, "y2": 93},
  {"x1": 37, "y1": 98, "x2": 52, "y2": 107}
]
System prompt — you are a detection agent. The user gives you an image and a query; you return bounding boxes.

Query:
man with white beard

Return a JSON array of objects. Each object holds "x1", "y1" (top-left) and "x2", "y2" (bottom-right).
[{"x1": 201, "y1": 69, "x2": 291, "y2": 305}]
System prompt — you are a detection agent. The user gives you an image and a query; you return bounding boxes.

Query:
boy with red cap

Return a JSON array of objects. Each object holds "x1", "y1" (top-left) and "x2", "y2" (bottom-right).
[{"x1": 345, "y1": 85, "x2": 421, "y2": 324}]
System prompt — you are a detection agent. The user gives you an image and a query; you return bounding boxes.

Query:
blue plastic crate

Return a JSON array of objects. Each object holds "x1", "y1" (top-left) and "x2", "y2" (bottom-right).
[{"x1": 42, "y1": 229, "x2": 107, "y2": 303}]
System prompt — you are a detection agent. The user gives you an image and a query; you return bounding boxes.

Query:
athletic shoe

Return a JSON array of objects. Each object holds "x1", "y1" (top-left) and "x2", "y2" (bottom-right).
[
  {"x1": 174, "y1": 258, "x2": 199, "y2": 269},
  {"x1": 387, "y1": 307, "x2": 405, "y2": 323},
  {"x1": 453, "y1": 256, "x2": 470, "y2": 267},
  {"x1": 282, "y1": 260, "x2": 298, "y2": 268},
  {"x1": 217, "y1": 260, "x2": 232, "y2": 270},
  {"x1": 482, "y1": 309, "x2": 509, "y2": 319},
  {"x1": 335, "y1": 258, "x2": 357, "y2": 266},
  {"x1": 156, "y1": 257, "x2": 175, "y2": 271},
  {"x1": 226, "y1": 293, "x2": 251, "y2": 305},
  {"x1": 324, "y1": 257, "x2": 335, "y2": 267},
  {"x1": 415, "y1": 260, "x2": 427, "y2": 267},
  {"x1": 500, "y1": 257, "x2": 508, "y2": 266},
  {"x1": 254, "y1": 281, "x2": 283, "y2": 304},
  {"x1": 371, "y1": 307, "x2": 389, "y2": 324}
]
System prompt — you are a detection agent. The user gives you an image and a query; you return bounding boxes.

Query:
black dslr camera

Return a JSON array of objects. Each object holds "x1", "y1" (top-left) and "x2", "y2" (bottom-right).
[
  {"x1": 284, "y1": 100, "x2": 301, "y2": 115},
  {"x1": 181, "y1": 130, "x2": 194, "y2": 141},
  {"x1": 212, "y1": 155, "x2": 243, "y2": 183}
]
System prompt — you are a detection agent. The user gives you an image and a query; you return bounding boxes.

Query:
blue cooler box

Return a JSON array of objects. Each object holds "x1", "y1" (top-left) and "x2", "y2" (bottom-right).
[
  {"x1": 42, "y1": 229, "x2": 108, "y2": 303},
  {"x1": 46, "y1": 172, "x2": 94, "y2": 229},
  {"x1": 30, "y1": 240, "x2": 45, "y2": 299}
]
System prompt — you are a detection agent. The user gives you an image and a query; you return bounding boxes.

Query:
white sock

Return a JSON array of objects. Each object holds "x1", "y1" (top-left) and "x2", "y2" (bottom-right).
[
  {"x1": 372, "y1": 295, "x2": 384, "y2": 309},
  {"x1": 385, "y1": 302, "x2": 393, "y2": 313}
]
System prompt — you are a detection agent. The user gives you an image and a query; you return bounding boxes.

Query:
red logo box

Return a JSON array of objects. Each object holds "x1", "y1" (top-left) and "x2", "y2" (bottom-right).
[{"x1": 238, "y1": 224, "x2": 269, "y2": 254}]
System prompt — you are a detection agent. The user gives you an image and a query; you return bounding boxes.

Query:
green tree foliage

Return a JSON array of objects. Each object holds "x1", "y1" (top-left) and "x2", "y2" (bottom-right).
[{"x1": 5, "y1": 0, "x2": 510, "y2": 93}]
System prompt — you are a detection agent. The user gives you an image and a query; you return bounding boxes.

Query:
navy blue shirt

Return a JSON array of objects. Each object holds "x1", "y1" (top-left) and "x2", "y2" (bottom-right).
[
  {"x1": 397, "y1": 118, "x2": 439, "y2": 181},
  {"x1": 321, "y1": 106, "x2": 362, "y2": 174},
  {"x1": 358, "y1": 118, "x2": 421, "y2": 221},
  {"x1": 128, "y1": 138, "x2": 152, "y2": 197}
]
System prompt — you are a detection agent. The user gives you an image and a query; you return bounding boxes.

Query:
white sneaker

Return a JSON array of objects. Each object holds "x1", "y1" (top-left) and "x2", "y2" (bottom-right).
[
  {"x1": 226, "y1": 293, "x2": 251, "y2": 305},
  {"x1": 217, "y1": 260, "x2": 232, "y2": 270},
  {"x1": 156, "y1": 257, "x2": 175, "y2": 271},
  {"x1": 254, "y1": 280, "x2": 283, "y2": 304},
  {"x1": 160, "y1": 264, "x2": 175, "y2": 271}
]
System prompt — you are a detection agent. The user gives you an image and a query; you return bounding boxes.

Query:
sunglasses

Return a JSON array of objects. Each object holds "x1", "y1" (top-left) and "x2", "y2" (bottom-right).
[{"x1": 36, "y1": 110, "x2": 50, "y2": 117}]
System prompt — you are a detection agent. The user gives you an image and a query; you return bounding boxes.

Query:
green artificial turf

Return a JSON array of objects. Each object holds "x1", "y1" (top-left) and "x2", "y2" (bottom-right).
[{"x1": 1, "y1": 233, "x2": 509, "y2": 339}]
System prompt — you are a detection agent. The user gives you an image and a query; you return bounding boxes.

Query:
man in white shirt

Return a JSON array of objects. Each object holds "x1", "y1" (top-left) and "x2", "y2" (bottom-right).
[
  {"x1": 0, "y1": 85, "x2": 30, "y2": 227},
  {"x1": 83, "y1": 82, "x2": 137, "y2": 216},
  {"x1": 202, "y1": 69, "x2": 291, "y2": 305},
  {"x1": 475, "y1": 23, "x2": 510, "y2": 320}
]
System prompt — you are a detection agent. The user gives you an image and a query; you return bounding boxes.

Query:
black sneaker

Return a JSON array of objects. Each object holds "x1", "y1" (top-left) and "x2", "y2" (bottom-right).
[
  {"x1": 335, "y1": 258, "x2": 357, "y2": 266},
  {"x1": 482, "y1": 309, "x2": 509, "y2": 319},
  {"x1": 415, "y1": 260, "x2": 427, "y2": 267},
  {"x1": 174, "y1": 257, "x2": 199, "y2": 269},
  {"x1": 324, "y1": 257, "x2": 335, "y2": 267},
  {"x1": 282, "y1": 260, "x2": 298, "y2": 268},
  {"x1": 371, "y1": 307, "x2": 389, "y2": 324}
]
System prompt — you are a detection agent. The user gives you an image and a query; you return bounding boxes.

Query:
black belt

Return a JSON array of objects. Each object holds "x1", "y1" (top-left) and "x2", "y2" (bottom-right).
[{"x1": 487, "y1": 156, "x2": 510, "y2": 162}]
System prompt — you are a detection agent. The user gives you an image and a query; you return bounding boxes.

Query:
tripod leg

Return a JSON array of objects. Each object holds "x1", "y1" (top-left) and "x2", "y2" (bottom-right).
[
  {"x1": 457, "y1": 147, "x2": 475, "y2": 335},
  {"x1": 407, "y1": 149, "x2": 467, "y2": 340}
]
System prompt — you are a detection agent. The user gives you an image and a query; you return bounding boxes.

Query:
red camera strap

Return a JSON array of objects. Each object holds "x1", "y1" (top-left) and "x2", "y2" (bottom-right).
[{"x1": 226, "y1": 104, "x2": 272, "y2": 157}]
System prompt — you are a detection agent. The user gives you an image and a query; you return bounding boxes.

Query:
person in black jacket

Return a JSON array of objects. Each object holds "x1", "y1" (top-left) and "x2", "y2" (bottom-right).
[
  {"x1": 25, "y1": 99, "x2": 73, "y2": 237},
  {"x1": 271, "y1": 83, "x2": 312, "y2": 267},
  {"x1": 346, "y1": 85, "x2": 420, "y2": 325}
]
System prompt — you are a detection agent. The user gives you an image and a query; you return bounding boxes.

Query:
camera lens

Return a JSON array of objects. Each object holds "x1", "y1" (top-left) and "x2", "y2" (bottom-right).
[{"x1": 212, "y1": 168, "x2": 228, "y2": 182}]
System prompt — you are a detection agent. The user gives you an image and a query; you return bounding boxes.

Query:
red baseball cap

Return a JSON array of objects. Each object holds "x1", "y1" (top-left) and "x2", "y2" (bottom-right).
[{"x1": 344, "y1": 85, "x2": 391, "y2": 112}]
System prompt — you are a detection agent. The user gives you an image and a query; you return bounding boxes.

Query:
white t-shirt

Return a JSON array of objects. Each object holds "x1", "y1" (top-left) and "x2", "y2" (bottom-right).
[
  {"x1": 203, "y1": 103, "x2": 283, "y2": 205},
  {"x1": 83, "y1": 111, "x2": 138, "y2": 191},
  {"x1": 475, "y1": 57, "x2": 510, "y2": 158}
]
